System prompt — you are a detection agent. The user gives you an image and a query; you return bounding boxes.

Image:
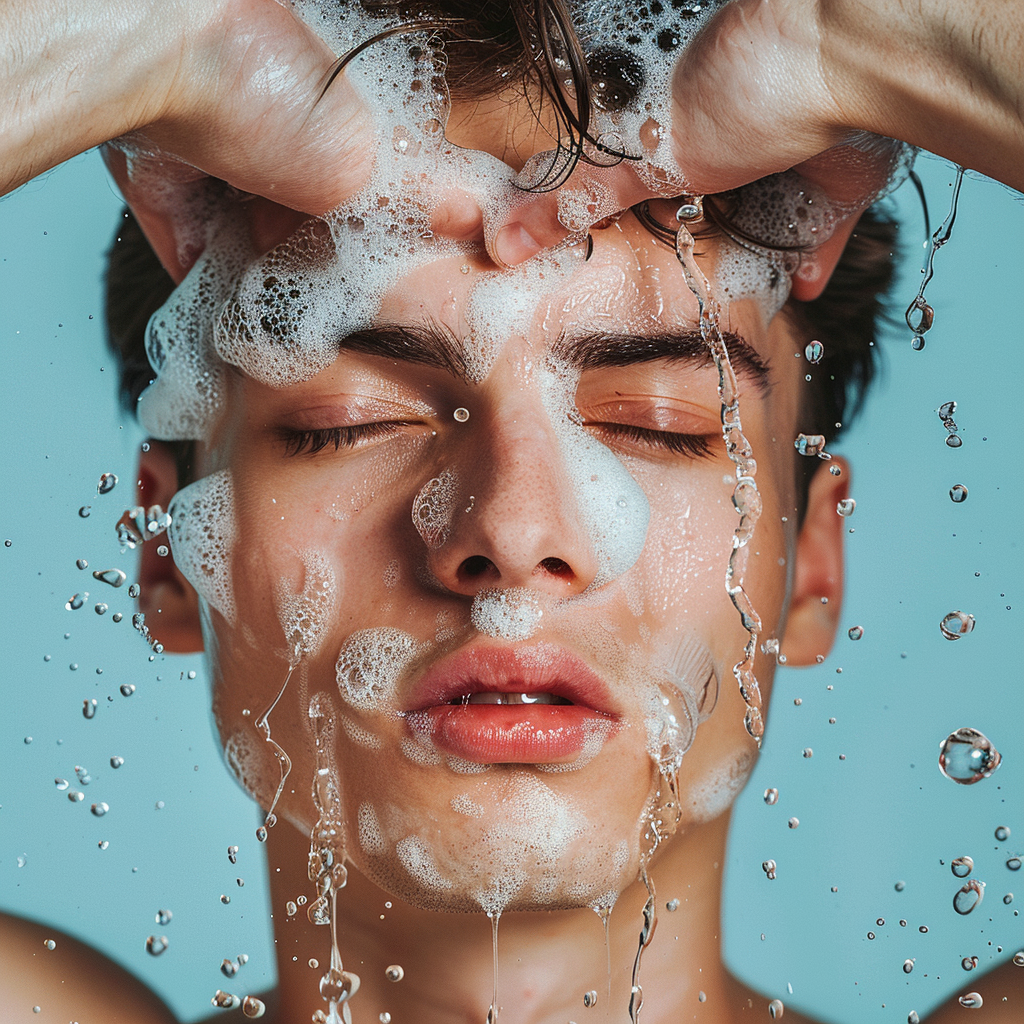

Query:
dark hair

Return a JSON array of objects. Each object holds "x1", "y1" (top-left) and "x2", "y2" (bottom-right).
[{"x1": 104, "y1": 0, "x2": 899, "y2": 501}]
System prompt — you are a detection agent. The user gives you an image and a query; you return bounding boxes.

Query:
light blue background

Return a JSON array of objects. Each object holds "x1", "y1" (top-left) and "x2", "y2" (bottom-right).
[{"x1": 1, "y1": 150, "x2": 1021, "y2": 1021}]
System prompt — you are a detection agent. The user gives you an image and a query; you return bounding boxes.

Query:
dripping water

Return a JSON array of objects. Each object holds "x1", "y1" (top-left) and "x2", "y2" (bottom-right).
[
  {"x1": 592, "y1": 903, "x2": 614, "y2": 998},
  {"x1": 674, "y1": 211, "x2": 765, "y2": 743},
  {"x1": 254, "y1": 653, "x2": 298, "y2": 839},
  {"x1": 627, "y1": 871, "x2": 658, "y2": 1024},
  {"x1": 905, "y1": 165, "x2": 964, "y2": 349},
  {"x1": 485, "y1": 911, "x2": 501, "y2": 1023}
]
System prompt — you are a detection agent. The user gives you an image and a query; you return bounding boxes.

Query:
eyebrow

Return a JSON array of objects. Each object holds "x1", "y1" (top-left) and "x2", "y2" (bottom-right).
[{"x1": 335, "y1": 323, "x2": 771, "y2": 392}]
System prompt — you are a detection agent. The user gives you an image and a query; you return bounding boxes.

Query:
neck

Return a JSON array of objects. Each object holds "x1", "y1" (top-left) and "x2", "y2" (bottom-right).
[{"x1": 263, "y1": 809, "x2": 758, "y2": 1024}]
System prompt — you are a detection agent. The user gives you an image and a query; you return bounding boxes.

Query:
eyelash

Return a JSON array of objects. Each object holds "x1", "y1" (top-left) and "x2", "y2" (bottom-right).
[
  {"x1": 281, "y1": 421, "x2": 712, "y2": 460},
  {"x1": 281, "y1": 421, "x2": 406, "y2": 456},
  {"x1": 587, "y1": 422, "x2": 713, "y2": 459}
]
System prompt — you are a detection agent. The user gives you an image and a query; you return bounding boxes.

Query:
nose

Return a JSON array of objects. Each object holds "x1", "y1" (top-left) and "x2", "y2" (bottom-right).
[{"x1": 424, "y1": 407, "x2": 601, "y2": 598}]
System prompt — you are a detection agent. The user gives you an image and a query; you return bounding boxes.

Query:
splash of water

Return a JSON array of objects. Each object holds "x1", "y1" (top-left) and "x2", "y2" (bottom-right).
[
  {"x1": 253, "y1": 652, "x2": 298, "y2": 839},
  {"x1": 674, "y1": 210, "x2": 765, "y2": 743},
  {"x1": 627, "y1": 871, "x2": 658, "y2": 1023}
]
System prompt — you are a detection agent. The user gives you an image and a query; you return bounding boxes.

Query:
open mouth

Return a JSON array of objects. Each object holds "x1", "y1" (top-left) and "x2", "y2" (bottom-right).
[{"x1": 407, "y1": 643, "x2": 618, "y2": 764}]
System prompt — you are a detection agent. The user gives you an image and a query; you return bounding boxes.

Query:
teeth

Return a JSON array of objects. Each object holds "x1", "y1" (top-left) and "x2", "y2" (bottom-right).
[{"x1": 454, "y1": 692, "x2": 572, "y2": 706}]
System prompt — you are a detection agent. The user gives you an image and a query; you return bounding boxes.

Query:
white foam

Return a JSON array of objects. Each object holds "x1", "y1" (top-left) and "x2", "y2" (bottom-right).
[
  {"x1": 357, "y1": 803, "x2": 388, "y2": 857},
  {"x1": 167, "y1": 470, "x2": 237, "y2": 624},
  {"x1": 335, "y1": 627, "x2": 422, "y2": 710},
  {"x1": 470, "y1": 587, "x2": 543, "y2": 641},
  {"x1": 396, "y1": 836, "x2": 453, "y2": 891},
  {"x1": 450, "y1": 794, "x2": 485, "y2": 818},
  {"x1": 276, "y1": 549, "x2": 338, "y2": 659}
]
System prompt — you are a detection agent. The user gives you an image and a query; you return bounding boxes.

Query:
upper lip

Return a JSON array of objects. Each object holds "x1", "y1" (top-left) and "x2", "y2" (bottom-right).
[{"x1": 404, "y1": 641, "x2": 618, "y2": 717}]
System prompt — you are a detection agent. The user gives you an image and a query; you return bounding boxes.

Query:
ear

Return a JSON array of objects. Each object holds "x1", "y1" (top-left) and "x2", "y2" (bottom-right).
[
  {"x1": 780, "y1": 457, "x2": 849, "y2": 666},
  {"x1": 137, "y1": 442, "x2": 205, "y2": 653},
  {"x1": 789, "y1": 217, "x2": 858, "y2": 302},
  {"x1": 104, "y1": 146, "x2": 311, "y2": 284}
]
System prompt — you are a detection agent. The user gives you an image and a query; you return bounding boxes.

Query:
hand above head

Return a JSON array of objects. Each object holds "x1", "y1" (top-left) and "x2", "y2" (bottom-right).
[
  {"x1": 487, "y1": 0, "x2": 1024, "y2": 266},
  {"x1": 1, "y1": 0, "x2": 374, "y2": 213}
]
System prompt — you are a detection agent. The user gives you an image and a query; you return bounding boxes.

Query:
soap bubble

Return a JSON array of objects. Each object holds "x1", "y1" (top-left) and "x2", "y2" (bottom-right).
[
  {"x1": 940, "y1": 610, "x2": 975, "y2": 639},
  {"x1": 938, "y1": 728, "x2": 1000, "y2": 783}
]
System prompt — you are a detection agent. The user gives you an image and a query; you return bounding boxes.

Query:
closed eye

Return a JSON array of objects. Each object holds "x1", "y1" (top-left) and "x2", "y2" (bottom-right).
[
  {"x1": 280, "y1": 421, "x2": 411, "y2": 456},
  {"x1": 584, "y1": 421, "x2": 713, "y2": 459}
]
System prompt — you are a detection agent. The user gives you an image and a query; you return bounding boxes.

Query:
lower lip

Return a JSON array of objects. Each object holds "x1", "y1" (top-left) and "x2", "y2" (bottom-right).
[{"x1": 420, "y1": 704, "x2": 614, "y2": 764}]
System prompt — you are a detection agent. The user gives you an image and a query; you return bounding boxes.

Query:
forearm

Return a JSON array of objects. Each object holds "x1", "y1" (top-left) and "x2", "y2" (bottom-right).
[
  {"x1": 0, "y1": 0, "x2": 200, "y2": 194},
  {"x1": 821, "y1": 0, "x2": 1024, "y2": 189}
]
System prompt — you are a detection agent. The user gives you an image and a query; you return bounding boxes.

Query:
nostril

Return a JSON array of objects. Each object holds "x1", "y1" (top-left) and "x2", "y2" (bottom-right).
[
  {"x1": 458, "y1": 555, "x2": 496, "y2": 581},
  {"x1": 537, "y1": 557, "x2": 573, "y2": 579}
]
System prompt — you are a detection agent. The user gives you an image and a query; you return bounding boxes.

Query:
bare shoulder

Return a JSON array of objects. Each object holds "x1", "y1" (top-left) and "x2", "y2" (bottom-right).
[
  {"x1": 923, "y1": 956, "x2": 1024, "y2": 1023},
  {"x1": 0, "y1": 910, "x2": 178, "y2": 1024}
]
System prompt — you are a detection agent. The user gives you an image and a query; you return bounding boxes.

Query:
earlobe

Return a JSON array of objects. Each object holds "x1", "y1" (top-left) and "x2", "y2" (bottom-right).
[
  {"x1": 780, "y1": 458, "x2": 849, "y2": 666},
  {"x1": 136, "y1": 443, "x2": 205, "y2": 654}
]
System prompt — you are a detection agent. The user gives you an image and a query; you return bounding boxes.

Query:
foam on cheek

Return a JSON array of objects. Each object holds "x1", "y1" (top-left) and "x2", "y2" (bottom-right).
[
  {"x1": 275, "y1": 550, "x2": 338, "y2": 659},
  {"x1": 358, "y1": 803, "x2": 387, "y2": 857},
  {"x1": 687, "y1": 750, "x2": 757, "y2": 823},
  {"x1": 167, "y1": 470, "x2": 238, "y2": 625},
  {"x1": 396, "y1": 836, "x2": 454, "y2": 892},
  {"x1": 223, "y1": 728, "x2": 267, "y2": 799},
  {"x1": 411, "y1": 468, "x2": 458, "y2": 548},
  {"x1": 538, "y1": 362, "x2": 650, "y2": 586},
  {"x1": 335, "y1": 628, "x2": 424, "y2": 711}
]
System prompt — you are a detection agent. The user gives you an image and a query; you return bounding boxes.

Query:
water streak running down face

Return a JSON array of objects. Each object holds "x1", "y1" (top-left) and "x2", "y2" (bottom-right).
[{"x1": 131, "y1": 1, "x2": 916, "y2": 1018}]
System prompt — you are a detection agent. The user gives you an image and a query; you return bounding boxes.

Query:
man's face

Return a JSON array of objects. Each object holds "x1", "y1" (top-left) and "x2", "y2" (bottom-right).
[{"x1": 172, "y1": 200, "x2": 816, "y2": 914}]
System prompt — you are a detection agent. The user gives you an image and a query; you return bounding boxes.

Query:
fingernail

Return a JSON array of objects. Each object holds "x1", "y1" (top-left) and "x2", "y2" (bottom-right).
[{"x1": 493, "y1": 223, "x2": 542, "y2": 267}]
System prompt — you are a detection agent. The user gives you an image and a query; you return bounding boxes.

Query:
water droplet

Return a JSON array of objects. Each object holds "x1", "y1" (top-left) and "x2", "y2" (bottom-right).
[
  {"x1": 75, "y1": 558, "x2": 89, "y2": 570},
  {"x1": 762, "y1": 860, "x2": 777, "y2": 880},
  {"x1": 380, "y1": 1015, "x2": 392, "y2": 1024},
  {"x1": 911, "y1": 334, "x2": 926, "y2": 351},
  {"x1": 65, "y1": 593, "x2": 86, "y2": 611},
  {"x1": 1004, "y1": 893, "x2": 1014, "y2": 904},
  {"x1": 94, "y1": 602, "x2": 108, "y2": 616},
  {"x1": 676, "y1": 198, "x2": 703, "y2": 221},
  {"x1": 583, "y1": 990, "x2": 599, "y2": 1007},
  {"x1": 995, "y1": 826, "x2": 1010, "y2": 842},
  {"x1": 763, "y1": 788, "x2": 779, "y2": 805},
  {"x1": 16, "y1": 854, "x2": 27, "y2": 868},
  {"x1": 788, "y1": 817, "x2": 799, "y2": 829},
  {"x1": 54, "y1": 777, "x2": 69, "y2": 790},
  {"x1": 220, "y1": 958, "x2": 239, "y2": 978},
  {"x1": 82, "y1": 699, "x2": 97, "y2": 719},
  {"x1": 828, "y1": 464, "x2": 842, "y2": 477},
  {"x1": 949, "y1": 484, "x2": 968, "y2": 503},
  {"x1": 836, "y1": 498, "x2": 856, "y2": 517},
  {"x1": 665, "y1": 898, "x2": 679, "y2": 912},
  {"x1": 768, "y1": 998, "x2": 785, "y2": 1019},
  {"x1": 698, "y1": 991, "x2": 707, "y2": 1002},
  {"x1": 228, "y1": 845, "x2": 238, "y2": 864},
  {"x1": 110, "y1": 756, "x2": 124, "y2": 769},
  {"x1": 156, "y1": 544, "x2": 169, "y2": 557},
  {"x1": 961, "y1": 956, "x2": 978, "y2": 971},
  {"x1": 320, "y1": 968, "x2": 360, "y2": 1003},
  {"x1": 212, "y1": 991, "x2": 240, "y2": 1009},
  {"x1": 847, "y1": 626, "x2": 863, "y2": 641},
  {"x1": 958, "y1": 992, "x2": 983, "y2": 1009},
  {"x1": 793, "y1": 433, "x2": 827, "y2": 457},
  {"x1": 802, "y1": 748, "x2": 813, "y2": 759},
  {"x1": 453, "y1": 407, "x2": 470, "y2": 422},
  {"x1": 44, "y1": 939, "x2": 56, "y2": 950},
  {"x1": 120, "y1": 684, "x2": 135, "y2": 697},
  {"x1": 903, "y1": 959, "x2": 914, "y2": 974},
  {"x1": 154, "y1": 908, "x2": 172, "y2": 926},
  {"x1": 68, "y1": 790, "x2": 84, "y2": 802},
  {"x1": 940, "y1": 610, "x2": 975, "y2": 640},
  {"x1": 945, "y1": 433, "x2": 963, "y2": 448},
  {"x1": 79, "y1": 505, "x2": 92, "y2": 518},
  {"x1": 894, "y1": 880, "x2": 906, "y2": 892},
  {"x1": 146, "y1": 935, "x2": 168, "y2": 956},
  {"x1": 804, "y1": 340, "x2": 824, "y2": 364},
  {"x1": 385, "y1": 964, "x2": 404, "y2": 982},
  {"x1": 220, "y1": 894, "x2": 231, "y2": 904},
  {"x1": 939, "y1": 727, "x2": 1001, "y2": 783},
  {"x1": 953, "y1": 880, "x2": 985, "y2": 915},
  {"x1": 1007, "y1": 856, "x2": 1021, "y2": 871},
  {"x1": 255, "y1": 826, "x2": 268, "y2": 843},
  {"x1": 908, "y1": 1012, "x2": 920, "y2": 1024},
  {"x1": 952, "y1": 856, "x2": 974, "y2": 878},
  {"x1": 242, "y1": 995, "x2": 268, "y2": 1019},
  {"x1": 90, "y1": 802, "x2": 108, "y2": 817},
  {"x1": 97, "y1": 473, "x2": 118, "y2": 495},
  {"x1": 237, "y1": 953, "x2": 248, "y2": 966},
  {"x1": 1013, "y1": 951, "x2": 1024, "y2": 966},
  {"x1": 867, "y1": 932, "x2": 875, "y2": 939},
  {"x1": 286, "y1": 901, "x2": 298, "y2": 916}
]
